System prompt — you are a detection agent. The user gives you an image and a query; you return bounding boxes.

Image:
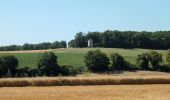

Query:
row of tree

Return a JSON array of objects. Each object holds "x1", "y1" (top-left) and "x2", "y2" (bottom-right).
[
  {"x1": 1, "y1": 30, "x2": 170, "y2": 51},
  {"x1": 85, "y1": 50, "x2": 170, "y2": 72},
  {"x1": 1, "y1": 50, "x2": 170, "y2": 77},
  {"x1": 0, "y1": 41, "x2": 67, "y2": 51},
  {"x1": 69, "y1": 30, "x2": 170, "y2": 49},
  {"x1": 0, "y1": 52, "x2": 81, "y2": 77}
]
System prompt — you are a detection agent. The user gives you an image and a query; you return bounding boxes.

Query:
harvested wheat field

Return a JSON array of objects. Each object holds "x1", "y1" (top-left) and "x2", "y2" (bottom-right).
[{"x1": 0, "y1": 85, "x2": 170, "y2": 100}]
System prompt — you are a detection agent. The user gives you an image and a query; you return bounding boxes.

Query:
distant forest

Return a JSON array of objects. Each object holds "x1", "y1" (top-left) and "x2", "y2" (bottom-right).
[
  {"x1": 1, "y1": 30, "x2": 170, "y2": 51},
  {"x1": 69, "y1": 30, "x2": 170, "y2": 49},
  {"x1": 0, "y1": 41, "x2": 67, "y2": 51}
]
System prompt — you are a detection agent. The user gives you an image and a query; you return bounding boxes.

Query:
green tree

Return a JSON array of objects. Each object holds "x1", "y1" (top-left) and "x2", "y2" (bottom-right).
[
  {"x1": 84, "y1": 50, "x2": 109, "y2": 72},
  {"x1": 68, "y1": 40, "x2": 76, "y2": 47},
  {"x1": 50, "y1": 41, "x2": 60, "y2": 49},
  {"x1": 37, "y1": 52, "x2": 59, "y2": 76},
  {"x1": 148, "y1": 51, "x2": 162, "y2": 70},
  {"x1": 137, "y1": 53, "x2": 150, "y2": 70},
  {"x1": 75, "y1": 32, "x2": 87, "y2": 47},
  {"x1": 110, "y1": 53, "x2": 129, "y2": 70},
  {"x1": 166, "y1": 49, "x2": 170, "y2": 65},
  {"x1": 131, "y1": 32, "x2": 151, "y2": 48},
  {"x1": 0, "y1": 55, "x2": 18, "y2": 77},
  {"x1": 59, "y1": 41, "x2": 67, "y2": 48},
  {"x1": 86, "y1": 32, "x2": 101, "y2": 47}
]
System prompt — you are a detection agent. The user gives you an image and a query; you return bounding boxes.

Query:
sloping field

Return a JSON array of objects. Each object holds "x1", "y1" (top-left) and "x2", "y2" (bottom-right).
[
  {"x1": 0, "y1": 85, "x2": 170, "y2": 100},
  {"x1": 0, "y1": 48, "x2": 167, "y2": 68}
]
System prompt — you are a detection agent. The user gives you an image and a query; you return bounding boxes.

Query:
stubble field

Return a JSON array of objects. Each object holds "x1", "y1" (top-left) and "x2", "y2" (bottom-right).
[{"x1": 0, "y1": 85, "x2": 170, "y2": 100}]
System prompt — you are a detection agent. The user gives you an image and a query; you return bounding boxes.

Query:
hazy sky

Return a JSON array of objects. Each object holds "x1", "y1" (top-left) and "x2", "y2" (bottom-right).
[{"x1": 0, "y1": 0, "x2": 170, "y2": 46}]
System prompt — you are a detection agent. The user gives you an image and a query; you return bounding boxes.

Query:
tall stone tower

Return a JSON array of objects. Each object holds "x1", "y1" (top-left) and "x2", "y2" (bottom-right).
[{"x1": 88, "y1": 39, "x2": 93, "y2": 48}]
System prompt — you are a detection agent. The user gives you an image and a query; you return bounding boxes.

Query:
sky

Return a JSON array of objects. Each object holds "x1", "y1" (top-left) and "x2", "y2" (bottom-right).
[{"x1": 0, "y1": 0, "x2": 170, "y2": 46}]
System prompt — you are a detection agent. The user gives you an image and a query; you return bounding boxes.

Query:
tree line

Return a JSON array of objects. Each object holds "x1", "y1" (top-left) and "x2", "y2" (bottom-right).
[
  {"x1": 0, "y1": 52, "x2": 82, "y2": 77},
  {"x1": 1, "y1": 30, "x2": 170, "y2": 51},
  {"x1": 68, "y1": 30, "x2": 170, "y2": 49},
  {"x1": 1, "y1": 49, "x2": 170, "y2": 78},
  {"x1": 0, "y1": 41, "x2": 67, "y2": 51},
  {"x1": 85, "y1": 49, "x2": 170, "y2": 72}
]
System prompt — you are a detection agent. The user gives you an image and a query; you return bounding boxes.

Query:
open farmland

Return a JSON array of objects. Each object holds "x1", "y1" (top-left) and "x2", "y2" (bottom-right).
[
  {"x1": 0, "y1": 85, "x2": 170, "y2": 100},
  {"x1": 0, "y1": 48, "x2": 167, "y2": 68}
]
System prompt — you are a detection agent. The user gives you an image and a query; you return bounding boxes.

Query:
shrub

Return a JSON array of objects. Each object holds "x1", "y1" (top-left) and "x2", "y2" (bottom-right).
[
  {"x1": 136, "y1": 53, "x2": 150, "y2": 70},
  {"x1": 16, "y1": 67, "x2": 39, "y2": 77},
  {"x1": 165, "y1": 49, "x2": 170, "y2": 65},
  {"x1": 110, "y1": 53, "x2": 130, "y2": 70},
  {"x1": 148, "y1": 51, "x2": 162, "y2": 70},
  {"x1": 160, "y1": 65, "x2": 170, "y2": 72},
  {"x1": 0, "y1": 55, "x2": 18, "y2": 77},
  {"x1": 137, "y1": 51, "x2": 163, "y2": 70},
  {"x1": 59, "y1": 65, "x2": 82, "y2": 76},
  {"x1": 84, "y1": 50, "x2": 110, "y2": 72},
  {"x1": 37, "y1": 52, "x2": 59, "y2": 76}
]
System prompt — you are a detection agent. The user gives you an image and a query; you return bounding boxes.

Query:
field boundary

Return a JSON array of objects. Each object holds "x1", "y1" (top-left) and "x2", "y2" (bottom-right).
[{"x1": 1, "y1": 77, "x2": 170, "y2": 87}]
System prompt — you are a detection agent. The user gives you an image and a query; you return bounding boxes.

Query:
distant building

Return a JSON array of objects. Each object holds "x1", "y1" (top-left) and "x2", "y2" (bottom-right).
[{"x1": 88, "y1": 39, "x2": 93, "y2": 48}]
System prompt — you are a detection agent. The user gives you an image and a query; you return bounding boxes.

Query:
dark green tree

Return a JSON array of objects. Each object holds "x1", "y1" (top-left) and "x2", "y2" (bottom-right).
[
  {"x1": 137, "y1": 53, "x2": 150, "y2": 70},
  {"x1": 0, "y1": 55, "x2": 18, "y2": 77},
  {"x1": 75, "y1": 32, "x2": 87, "y2": 47},
  {"x1": 110, "y1": 53, "x2": 129, "y2": 70},
  {"x1": 165, "y1": 49, "x2": 170, "y2": 65},
  {"x1": 68, "y1": 40, "x2": 76, "y2": 47},
  {"x1": 84, "y1": 50, "x2": 109, "y2": 72},
  {"x1": 59, "y1": 41, "x2": 67, "y2": 48},
  {"x1": 148, "y1": 51, "x2": 162, "y2": 70},
  {"x1": 37, "y1": 52, "x2": 59, "y2": 76},
  {"x1": 50, "y1": 41, "x2": 60, "y2": 49},
  {"x1": 86, "y1": 32, "x2": 101, "y2": 47}
]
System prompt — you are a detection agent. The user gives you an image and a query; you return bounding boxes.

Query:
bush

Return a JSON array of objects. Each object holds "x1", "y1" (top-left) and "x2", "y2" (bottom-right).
[
  {"x1": 148, "y1": 51, "x2": 162, "y2": 70},
  {"x1": 59, "y1": 65, "x2": 82, "y2": 76},
  {"x1": 16, "y1": 67, "x2": 39, "y2": 77},
  {"x1": 0, "y1": 55, "x2": 18, "y2": 77},
  {"x1": 136, "y1": 53, "x2": 150, "y2": 70},
  {"x1": 137, "y1": 51, "x2": 163, "y2": 70},
  {"x1": 37, "y1": 52, "x2": 59, "y2": 76},
  {"x1": 165, "y1": 49, "x2": 170, "y2": 65},
  {"x1": 110, "y1": 53, "x2": 131, "y2": 70},
  {"x1": 84, "y1": 50, "x2": 110, "y2": 72},
  {"x1": 160, "y1": 65, "x2": 170, "y2": 72}
]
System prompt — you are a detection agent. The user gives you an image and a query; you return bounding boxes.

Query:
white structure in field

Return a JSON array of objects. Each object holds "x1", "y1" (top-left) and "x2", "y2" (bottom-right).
[{"x1": 88, "y1": 39, "x2": 93, "y2": 48}]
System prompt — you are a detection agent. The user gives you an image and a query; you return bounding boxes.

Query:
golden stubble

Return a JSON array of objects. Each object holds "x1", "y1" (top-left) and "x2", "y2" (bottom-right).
[{"x1": 0, "y1": 85, "x2": 170, "y2": 100}]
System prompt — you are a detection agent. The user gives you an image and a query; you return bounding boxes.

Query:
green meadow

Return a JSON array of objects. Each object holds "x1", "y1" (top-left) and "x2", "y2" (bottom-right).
[{"x1": 0, "y1": 48, "x2": 167, "y2": 68}]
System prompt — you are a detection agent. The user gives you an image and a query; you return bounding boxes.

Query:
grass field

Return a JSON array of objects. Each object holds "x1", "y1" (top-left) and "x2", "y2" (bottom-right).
[
  {"x1": 0, "y1": 85, "x2": 170, "y2": 100},
  {"x1": 0, "y1": 48, "x2": 167, "y2": 68}
]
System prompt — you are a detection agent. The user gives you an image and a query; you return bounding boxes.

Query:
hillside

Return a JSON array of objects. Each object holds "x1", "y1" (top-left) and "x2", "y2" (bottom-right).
[{"x1": 0, "y1": 48, "x2": 167, "y2": 68}]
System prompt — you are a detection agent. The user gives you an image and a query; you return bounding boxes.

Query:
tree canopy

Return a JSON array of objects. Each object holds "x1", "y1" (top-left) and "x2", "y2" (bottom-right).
[{"x1": 69, "y1": 30, "x2": 170, "y2": 49}]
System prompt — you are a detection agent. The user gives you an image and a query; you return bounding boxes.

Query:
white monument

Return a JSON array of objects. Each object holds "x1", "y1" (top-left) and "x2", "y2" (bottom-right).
[{"x1": 88, "y1": 39, "x2": 93, "y2": 48}]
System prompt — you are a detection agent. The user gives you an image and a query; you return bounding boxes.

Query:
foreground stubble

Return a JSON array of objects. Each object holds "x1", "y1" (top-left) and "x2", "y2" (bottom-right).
[{"x1": 0, "y1": 85, "x2": 170, "y2": 100}]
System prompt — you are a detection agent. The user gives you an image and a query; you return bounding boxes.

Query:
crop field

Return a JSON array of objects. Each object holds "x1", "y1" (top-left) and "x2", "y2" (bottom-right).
[
  {"x1": 0, "y1": 48, "x2": 166, "y2": 68},
  {"x1": 0, "y1": 71, "x2": 169, "y2": 100},
  {"x1": 0, "y1": 85, "x2": 170, "y2": 100},
  {"x1": 0, "y1": 71, "x2": 169, "y2": 87}
]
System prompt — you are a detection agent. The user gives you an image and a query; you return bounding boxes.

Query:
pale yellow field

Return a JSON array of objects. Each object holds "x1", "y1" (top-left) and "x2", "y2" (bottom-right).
[{"x1": 0, "y1": 85, "x2": 169, "y2": 100}]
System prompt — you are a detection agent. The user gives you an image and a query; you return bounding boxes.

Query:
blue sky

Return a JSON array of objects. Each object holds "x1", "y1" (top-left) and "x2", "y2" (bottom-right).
[{"x1": 0, "y1": 0, "x2": 170, "y2": 46}]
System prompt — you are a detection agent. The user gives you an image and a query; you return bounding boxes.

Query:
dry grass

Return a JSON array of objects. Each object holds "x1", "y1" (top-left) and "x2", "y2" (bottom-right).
[
  {"x1": 0, "y1": 71, "x2": 170, "y2": 87},
  {"x1": 0, "y1": 85, "x2": 170, "y2": 100}
]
